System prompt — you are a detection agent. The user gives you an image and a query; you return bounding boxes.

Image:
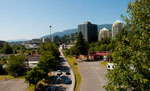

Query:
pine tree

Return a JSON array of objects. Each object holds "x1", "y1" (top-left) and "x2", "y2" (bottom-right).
[
  {"x1": 75, "y1": 31, "x2": 88, "y2": 55},
  {"x1": 105, "y1": 0, "x2": 150, "y2": 90}
]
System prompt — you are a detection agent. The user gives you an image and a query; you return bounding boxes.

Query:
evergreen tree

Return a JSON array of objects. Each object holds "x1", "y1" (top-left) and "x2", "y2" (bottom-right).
[
  {"x1": 25, "y1": 67, "x2": 46, "y2": 90},
  {"x1": 39, "y1": 42, "x2": 59, "y2": 60},
  {"x1": 37, "y1": 51, "x2": 58, "y2": 73},
  {"x1": 1, "y1": 43, "x2": 13, "y2": 54},
  {"x1": 75, "y1": 31, "x2": 88, "y2": 55},
  {"x1": 6, "y1": 54, "x2": 27, "y2": 77},
  {"x1": 105, "y1": 0, "x2": 150, "y2": 90}
]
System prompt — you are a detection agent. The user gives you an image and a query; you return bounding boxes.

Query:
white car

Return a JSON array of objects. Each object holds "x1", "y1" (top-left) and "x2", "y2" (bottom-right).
[
  {"x1": 57, "y1": 70, "x2": 62, "y2": 76},
  {"x1": 107, "y1": 63, "x2": 114, "y2": 70}
]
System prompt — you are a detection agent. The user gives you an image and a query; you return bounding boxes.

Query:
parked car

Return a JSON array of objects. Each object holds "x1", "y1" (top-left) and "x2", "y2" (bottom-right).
[
  {"x1": 46, "y1": 86, "x2": 56, "y2": 91},
  {"x1": 65, "y1": 69, "x2": 70, "y2": 75},
  {"x1": 57, "y1": 70, "x2": 62, "y2": 76},
  {"x1": 64, "y1": 77, "x2": 72, "y2": 84},
  {"x1": 56, "y1": 75, "x2": 62, "y2": 80},
  {"x1": 56, "y1": 75, "x2": 62, "y2": 84},
  {"x1": 107, "y1": 63, "x2": 114, "y2": 70}
]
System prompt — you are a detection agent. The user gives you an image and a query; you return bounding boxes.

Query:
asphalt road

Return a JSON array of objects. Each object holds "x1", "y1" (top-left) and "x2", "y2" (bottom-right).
[
  {"x1": 53, "y1": 59, "x2": 73, "y2": 91},
  {"x1": 59, "y1": 49, "x2": 75, "y2": 91},
  {"x1": 0, "y1": 79, "x2": 28, "y2": 91},
  {"x1": 78, "y1": 61, "x2": 107, "y2": 91}
]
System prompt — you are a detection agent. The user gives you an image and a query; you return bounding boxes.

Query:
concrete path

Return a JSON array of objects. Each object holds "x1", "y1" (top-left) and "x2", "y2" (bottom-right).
[
  {"x1": 0, "y1": 79, "x2": 28, "y2": 91},
  {"x1": 78, "y1": 61, "x2": 107, "y2": 91}
]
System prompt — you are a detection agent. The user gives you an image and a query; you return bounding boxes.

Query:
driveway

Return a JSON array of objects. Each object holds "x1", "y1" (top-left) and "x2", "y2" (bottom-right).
[
  {"x1": 78, "y1": 61, "x2": 107, "y2": 91},
  {"x1": 0, "y1": 79, "x2": 28, "y2": 91}
]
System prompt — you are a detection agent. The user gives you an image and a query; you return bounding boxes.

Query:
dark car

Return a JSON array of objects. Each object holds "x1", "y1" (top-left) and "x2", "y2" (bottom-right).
[
  {"x1": 65, "y1": 70, "x2": 70, "y2": 75},
  {"x1": 57, "y1": 66, "x2": 63, "y2": 70},
  {"x1": 46, "y1": 86, "x2": 56, "y2": 91},
  {"x1": 64, "y1": 77, "x2": 72, "y2": 84}
]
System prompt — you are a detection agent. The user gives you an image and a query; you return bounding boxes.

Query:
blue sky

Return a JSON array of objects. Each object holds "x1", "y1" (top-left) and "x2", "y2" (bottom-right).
[{"x1": 0, "y1": 0, "x2": 130, "y2": 41}]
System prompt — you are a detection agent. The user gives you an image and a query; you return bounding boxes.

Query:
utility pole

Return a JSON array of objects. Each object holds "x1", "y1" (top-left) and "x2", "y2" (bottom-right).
[{"x1": 49, "y1": 26, "x2": 52, "y2": 42}]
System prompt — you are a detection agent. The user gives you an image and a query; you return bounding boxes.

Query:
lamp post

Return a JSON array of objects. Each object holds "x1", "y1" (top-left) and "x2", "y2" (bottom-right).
[{"x1": 49, "y1": 26, "x2": 52, "y2": 42}]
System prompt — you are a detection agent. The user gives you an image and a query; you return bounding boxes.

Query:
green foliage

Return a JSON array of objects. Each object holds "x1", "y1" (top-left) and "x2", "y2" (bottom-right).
[
  {"x1": 105, "y1": 0, "x2": 150, "y2": 90},
  {"x1": 39, "y1": 43, "x2": 59, "y2": 59},
  {"x1": 38, "y1": 51, "x2": 58, "y2": 73},
  {"x1": 38, "y1": 42, "x2": 59, "y2": 72},
  {"x1": 26, "y1": 42, "x2": 59, "y2": 90},
  {"x1": 89, "y1": 38, "x2": 112, "y2": 52},
  {"x1": 52, "y1": 33, "x2": 77, "y2": 45},
  {"x1": 75, "y1": 31, "x2": 89, "y2": 55},
  {"x1": 6, "y1": 54, "x2": 27, "y2": 77},
  {"x1": 25, "y1": 67, "x2": 46, "y2": 89},
  {"x1": 69, "y1": 46, "x2": 79, "y2": 55},
  {"x1": 0, "y1": 42, "x2": 13, "y2": 54},
  {"x1": 60, "y1": 33, "x2": 77, "y2": 44},
  {"x1": 0, "y1": 41, "x2": 5, "y2": 49},
  {"x1": 0, "y1": 58, "x2": 7, "y2": 64}
]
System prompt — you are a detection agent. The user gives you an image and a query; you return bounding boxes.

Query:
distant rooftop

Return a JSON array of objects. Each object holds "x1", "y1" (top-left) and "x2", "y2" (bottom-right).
[
  {"x1": 100, "y1": 27, "x2": 109, "y2": 31},
  {"x1": 84, "y1": 22, "x2": 91, "y2": 24},
  {"x1": 114, "y1": 20, "x2": 123, "y2": 24}
]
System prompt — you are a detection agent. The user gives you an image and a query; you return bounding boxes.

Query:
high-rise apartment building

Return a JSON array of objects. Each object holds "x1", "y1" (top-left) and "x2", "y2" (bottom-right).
[
  {"x1": 98, "y1": 27, "x2": 110, "y2": 40},
  {"x1": 112, "y1": 20, "x2": 125, "y2": 38},
  {"x1": 78, "y1": 22, "x2": 98, "y2": 43}
]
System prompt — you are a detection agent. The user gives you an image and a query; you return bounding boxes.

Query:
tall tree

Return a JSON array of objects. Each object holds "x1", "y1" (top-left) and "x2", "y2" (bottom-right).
[
  {"x1": 38, "y1": 42, "x2": 59, "y2": 73},
  {"x1": 37, "y1": 51, "x2": 58, "y2": 73},
  {"x1": 25, "y1": 67, "x2": 46, "y2": 90},
  {"x1": 1, "y1": 43, "x2": 13, "y2": 54},
  {"x1": 6, "y1": 54, "x2": 27, "y2": 77},
  {"x1": 39, "y1": 43, "x2": 59, "y2": 60},
  {"x1": 105, "y1": 0, "x2": 150, "y2": 90},
  {"x1": 75, "y1": 31, "x2": 88, "y2": 55}
]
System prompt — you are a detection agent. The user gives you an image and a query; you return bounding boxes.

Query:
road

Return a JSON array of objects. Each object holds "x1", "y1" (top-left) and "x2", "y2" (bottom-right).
[
  {"x1": 78, "y1": 61, "x2": 107, "y2": 91},
  {"x1": 51, "y1": 48, "x2": 75, "y2": 91},
  {"x1": 0, "y1": 79, "x2": 28, "y2": 91}
]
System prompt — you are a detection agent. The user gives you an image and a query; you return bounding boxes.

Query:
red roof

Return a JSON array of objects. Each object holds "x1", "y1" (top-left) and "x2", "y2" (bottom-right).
[
  {"x1": 95, "y1": 52, "x2": 109, "y2": 56},
  {"x1": 89, "y1": 52, "x2": 109, "y2": 56}
]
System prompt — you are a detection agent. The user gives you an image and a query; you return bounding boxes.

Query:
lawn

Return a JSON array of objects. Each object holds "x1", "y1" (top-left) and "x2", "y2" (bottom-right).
[
  {"x1": 66, "y1": 57, "x2": 81, "y2": 91},
  {"x1": 100, "y1": 61, "x2": 108, "y2": 67},
  {"x1": 26, "y1": 85, "x2": 34, "y2": 91},
  {"x1": 0, "y1": 75, "x2": 25, "y2": 81}
]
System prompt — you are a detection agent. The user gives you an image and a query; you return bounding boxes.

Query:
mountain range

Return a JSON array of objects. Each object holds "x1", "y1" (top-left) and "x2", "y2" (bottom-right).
[
  {"x1": 41, "y1": 24, "x2": 112, "y2": 38},
  {"x1": 7, "y1": 39, "x2": 28, "y2": 42},
  {"x1": 6, "y1": 24, "x2": 112, "y2": 42}
]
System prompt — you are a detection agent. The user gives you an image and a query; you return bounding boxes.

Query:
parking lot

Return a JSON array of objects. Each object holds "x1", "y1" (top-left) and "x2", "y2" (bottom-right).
[
  {"x1": 78, "y1": 61, "x2": 107, "y2": 91},
  {"x1": 0, "y1": 79, "x2": 27, "y2": 91}
]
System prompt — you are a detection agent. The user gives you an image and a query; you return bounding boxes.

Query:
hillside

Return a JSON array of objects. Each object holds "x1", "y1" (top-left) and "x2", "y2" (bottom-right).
[
  {"x1": 98, "y1": 24, "x2": 112, "y2": 32},
  {"x1": 41, "y1": 24, "x2": 112, "y2": 38},
  {"x1": 41, "y1": 29, "x2": 78, "y2": 38}
]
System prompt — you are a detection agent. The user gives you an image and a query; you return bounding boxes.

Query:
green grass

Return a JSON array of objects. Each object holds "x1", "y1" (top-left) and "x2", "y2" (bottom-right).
[
  {"x1": 100, "y1": 61, "x2": 108, "y2": 67},
  {"x1": 0, "y1": 75, "x2": 25, "y2": 81},
  {"x1": 26, "y1": 85, "x2": 34, "y2": 91},
  {"x1": 66, "y1": 57, "x2": 81, "y2": 91},
  {"x1": 0, "y1": 75, "x2": 14, "y2": 81}
]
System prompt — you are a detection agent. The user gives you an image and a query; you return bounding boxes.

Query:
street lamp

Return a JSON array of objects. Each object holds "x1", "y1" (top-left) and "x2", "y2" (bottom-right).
[{"x1": 49, "y1": 26, "x2": 52, "y2": 42}]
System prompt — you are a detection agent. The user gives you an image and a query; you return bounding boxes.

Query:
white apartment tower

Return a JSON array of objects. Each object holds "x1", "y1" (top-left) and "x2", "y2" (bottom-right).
[
  {"x1": 98, "y1": 27, "x2": 110, "y2": 40},
  {"x1": 112, "y1": 20, "x2": 125, "y2": 38}
]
